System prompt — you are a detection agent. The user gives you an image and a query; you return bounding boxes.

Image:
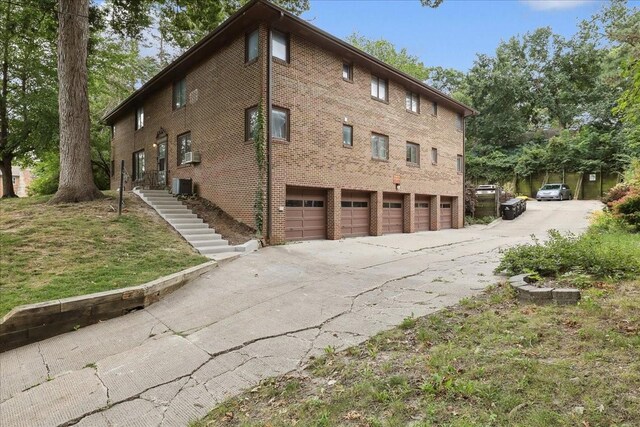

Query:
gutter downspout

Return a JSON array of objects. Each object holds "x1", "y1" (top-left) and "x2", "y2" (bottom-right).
[{"x1": 266, "y1": 27, "x2": 273, "y2": 243}]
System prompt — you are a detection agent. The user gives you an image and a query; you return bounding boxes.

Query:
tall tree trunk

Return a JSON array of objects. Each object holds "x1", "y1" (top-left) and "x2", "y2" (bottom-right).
[
  {"x1": 0, "y1": 0, "x2": 16, "y2": 198},
  {"x1": 50, "y1": 0, "x2": 102, "y2": 203}
]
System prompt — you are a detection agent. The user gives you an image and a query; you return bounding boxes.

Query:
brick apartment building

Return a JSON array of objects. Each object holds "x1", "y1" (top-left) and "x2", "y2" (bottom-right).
[{"x1": 105, "y1": 0, "x2": 476, "y2": 244}]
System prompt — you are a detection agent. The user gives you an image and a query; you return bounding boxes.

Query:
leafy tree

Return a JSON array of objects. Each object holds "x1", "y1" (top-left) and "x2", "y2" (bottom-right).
[{"x1": 0, "y1": 0, "x2": 58, "y2": 198}]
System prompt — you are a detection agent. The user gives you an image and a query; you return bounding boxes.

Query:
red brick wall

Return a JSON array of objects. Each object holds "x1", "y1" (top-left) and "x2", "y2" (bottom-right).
[
  {"x1": 269, "y1": 31, "x2": 464, "y2": 242},
  {"x1": 110, "y1": 24, "x2": 465, "y2": 242},
  {"x1": 110, "y1": 28, "x2": 266, "y2": 228}
]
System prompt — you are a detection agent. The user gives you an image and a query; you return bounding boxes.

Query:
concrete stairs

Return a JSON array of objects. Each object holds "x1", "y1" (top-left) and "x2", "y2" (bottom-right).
[{"x1": 133, "y1": 189, "x2": 258, "y2": 260}]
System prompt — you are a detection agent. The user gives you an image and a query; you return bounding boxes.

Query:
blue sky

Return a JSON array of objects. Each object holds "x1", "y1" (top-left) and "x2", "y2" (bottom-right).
[{"x1": 301, "y1": 0, "x2": 609, "y2": 71}]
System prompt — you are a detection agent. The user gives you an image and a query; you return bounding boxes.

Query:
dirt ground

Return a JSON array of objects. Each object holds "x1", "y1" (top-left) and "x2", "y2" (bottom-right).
[{"x1": 180, "y1": 196, "x2": 257, "y2": 245}]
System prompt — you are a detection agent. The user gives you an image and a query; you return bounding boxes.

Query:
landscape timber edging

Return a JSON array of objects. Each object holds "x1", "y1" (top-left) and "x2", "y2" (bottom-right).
[
  {"x1": 508, "y1": 274, "x2": 581, "y2": 305},
  {"x1": 0, "y1": 261, "x2": 217, "y2": 353}
]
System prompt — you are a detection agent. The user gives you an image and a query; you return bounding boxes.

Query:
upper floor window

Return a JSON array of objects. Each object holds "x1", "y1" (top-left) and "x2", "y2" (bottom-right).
[
  {"x1": 343, "y1": 124, "x2": 353, "y2": 146},
  {"x1": 246, "y1": 29, "x2": 259, "y2": 63},
  {"x1": 342, "y1": 62, "x2": 353, "y2": 81},
  {"x1": 135, "y1": 106, "x2": 144, "y2": 130},
  {"x1": 245, "y1": 106, "x2": 259, "y2": 141},
  {"x1": 371, "y1": 76, "x2": 387, "y2": 101},
  {"x1": 133, "y1": 150, "x2": 145, "y2": 181},
  {"x1": 457, "y1": 154, "x2": 464, "y2": 173},
  {"x1": 177, "y1": 132, "x2": 192, "y2": 165},
  {"x1": 111, "y1": 124, "x2": 115, "y2": 138},
  {"x1": 406, "y1": 142, "x2": 420, "y2": 165},
  {"x1": 431, "y1": 147, "x2": 438, "y2": 165},
  {"x1": 405, "y1": 92, "x2": 419, "y2": 113},
  {"x1": 432, "y1": 101, "x2": 438, "y2": 116},
  {"x1": 173, "y1": 78, "x2": 186, "y2": 110},
  {"x1": 272, "y1": 107, "x2": 290, "y2": 140},
  {"x1": 272, "y1": 30, "x2": 289, "y2": 62},
  {"x1": 456, "y1": 113, "x2": 464, "y2": 131},
  {"x1": 371, "y1": 133, "x2": 389, "y2": 160}
]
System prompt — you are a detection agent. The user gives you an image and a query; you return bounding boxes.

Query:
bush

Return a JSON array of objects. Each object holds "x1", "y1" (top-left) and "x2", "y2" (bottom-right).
[
  {"x1": 495, "y1": 229, "x2": 640, "y2": 279},
  {"x1": 465, "y1": 215, "x2": 496, "y2": 225},
  {"x1": 602, "y1": 183, "x2": 630, "y2": 205},
  {"x1": 612, "y1": 191, "x2": 640, "y2": 230},
  {"x1": 589, "y1": 210, "x2": 633, "y2": 233}
]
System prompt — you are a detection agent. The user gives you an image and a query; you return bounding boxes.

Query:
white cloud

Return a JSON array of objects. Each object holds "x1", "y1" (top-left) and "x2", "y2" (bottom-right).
[{"x1": 521, "y1": 0, "x2": 592, "y2": 11}]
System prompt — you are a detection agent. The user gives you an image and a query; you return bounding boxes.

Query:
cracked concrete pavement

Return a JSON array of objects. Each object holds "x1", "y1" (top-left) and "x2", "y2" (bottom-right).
[{"x1": 0, "y1": 200, "x2": 601, "y2": 426}]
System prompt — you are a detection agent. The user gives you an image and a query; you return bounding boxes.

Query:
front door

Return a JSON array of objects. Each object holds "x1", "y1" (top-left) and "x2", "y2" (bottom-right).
[{"x1": 157, "y1": 141, "x2": 166, "y2": 186}]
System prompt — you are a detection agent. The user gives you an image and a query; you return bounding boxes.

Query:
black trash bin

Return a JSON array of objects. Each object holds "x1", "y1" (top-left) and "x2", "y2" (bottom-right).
[{"x1": 501, "y1": 199, "x2": 519, "y2": 220}]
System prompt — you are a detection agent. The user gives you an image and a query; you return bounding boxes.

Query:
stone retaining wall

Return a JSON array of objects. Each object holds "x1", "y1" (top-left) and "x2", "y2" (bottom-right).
[
  {"x1": 0, "y1": 261, "x2": 217, "y2": 353},
  {"x1": 508, "y1": 274, "x2": 581, "y2": 305}
]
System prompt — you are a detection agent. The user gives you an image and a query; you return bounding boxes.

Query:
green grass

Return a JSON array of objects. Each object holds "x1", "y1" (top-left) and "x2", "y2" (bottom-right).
[
  {"x1": 0, "y1": 192, "x2": 208, "y2": 316},
  {"x1": 193, "y1": 281, "x2": 640, "y2": 427},
  {"x1": 465, "y1": 215, "x2": 497, "y2": 225}
]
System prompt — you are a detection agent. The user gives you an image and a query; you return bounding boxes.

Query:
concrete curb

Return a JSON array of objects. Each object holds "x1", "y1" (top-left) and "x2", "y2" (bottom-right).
[
  {"x1": 508, "y1": 274, "x2": 581, "y2": 305},
  {"x1": 0, "y1": 261, "x2": 217, "y2": 353}
]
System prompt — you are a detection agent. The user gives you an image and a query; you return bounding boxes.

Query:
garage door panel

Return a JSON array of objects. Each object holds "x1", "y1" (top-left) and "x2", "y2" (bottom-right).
[
  {"x1": 286, "y1": 188, "x2": 327, "y2": 240},
  {"x1": 341, "y1": 191, "x2": 370, "y2": 238},
  {"x1": 440, "y1": 197, "x2": 452, "y2": 229},
  {"x1": 415, "y1": 195, "x2": 431, "y2": 231},
  {"x1": 383, "y1": 194, "x2": 403, "y2": 234}
]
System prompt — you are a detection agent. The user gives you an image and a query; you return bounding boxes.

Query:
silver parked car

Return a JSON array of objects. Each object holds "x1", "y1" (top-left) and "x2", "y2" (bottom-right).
[{"x1": 536, "y1": 183, "x2": 572, "y2": 201}]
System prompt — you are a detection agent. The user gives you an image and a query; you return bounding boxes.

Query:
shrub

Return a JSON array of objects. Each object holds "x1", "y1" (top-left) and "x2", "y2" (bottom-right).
[
  {"x1": 612, "y1": 191, "x2": 640, "y2": 230},
  {"x1": 602, "y1": 183, "x2": 631, "y2": 205},
  {"x1": 589, "y1": 210, "x2": 633, "y2": 233},
  {"x1": 496, "y1": 229, "x2": 640, "y2": 279}
]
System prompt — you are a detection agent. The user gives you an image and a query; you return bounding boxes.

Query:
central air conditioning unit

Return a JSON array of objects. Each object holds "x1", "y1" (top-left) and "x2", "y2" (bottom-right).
[
  {"x1": 172, "y1": 178, "x2": 193, "y2": 195},
  {"x1": 184, "y1": 151, "x2": 201, "y2": 164}
]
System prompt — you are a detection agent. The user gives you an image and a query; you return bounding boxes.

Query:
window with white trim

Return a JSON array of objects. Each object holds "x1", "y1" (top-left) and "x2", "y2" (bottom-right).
[
  {"x1": 405, "y1": 92, "x2": 419, "y2": 113},
  {"x1": 371, "y1": 133, "x2": 389, "y2": 160},
  {"x1": 371, "y1": 76, "x2": 387, "y2": 101}
]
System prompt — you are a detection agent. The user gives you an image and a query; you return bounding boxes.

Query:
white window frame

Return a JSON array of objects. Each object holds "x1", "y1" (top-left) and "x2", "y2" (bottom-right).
[
  {"x1": 371, "y1": 76, "x2": 388, "y2": 101},
  {"x1": 272, "y1": 30, "x2": 289, "y2": 62},
  {"x1": 371, "y1": 133, "x2": 389, "y2": 160},
  {"x1": 405, "y1": 92, "x2": 419, "y2": 113},
  {"x1": 406, "y1": 142, "x2": 420, "y2": 165}
]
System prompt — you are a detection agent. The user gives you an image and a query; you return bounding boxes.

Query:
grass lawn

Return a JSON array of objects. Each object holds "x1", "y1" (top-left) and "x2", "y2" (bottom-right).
[
  {"x1": 195, "y1": 281, "x2": 640, "y2": 426},
  {"x1": 0, "y1": 192, "x2": 208, "y2": 317}
]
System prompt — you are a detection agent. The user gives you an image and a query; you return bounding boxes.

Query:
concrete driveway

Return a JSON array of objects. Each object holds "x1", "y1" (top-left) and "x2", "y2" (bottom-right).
[{"x1": 0, "y1": 200, "x2": 601, "y2": 426}]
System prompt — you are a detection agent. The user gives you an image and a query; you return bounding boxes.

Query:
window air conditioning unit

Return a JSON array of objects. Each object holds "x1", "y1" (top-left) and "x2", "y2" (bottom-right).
[
  {"x1": 184, "y1": 151, "x2": 201, "y2": 164},
  {"x1": 172, "y1": 178, "x2": 193, "y2": 195}
]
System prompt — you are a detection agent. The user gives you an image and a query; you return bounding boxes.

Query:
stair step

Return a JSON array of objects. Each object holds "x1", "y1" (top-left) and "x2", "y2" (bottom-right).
[
  {"x1": 180, "y1": 229, "x2": 221, "y2": 237},
  {"x1": 145, "y1": 197, "x2": 177, "y2": 203},
  {"x1": 191, "y1": 240, "x2": 229, "y2": 248},
  {"x1": 198, "y1": 246, "x2": 236, "y2": 255},
  {"x1": 188, "y1": 237, "x2": 225, "y2": 245},
  {"x1": 151, "y1": 203, "x2": 185, "y2": 209},
  {"x1": 173, "y1": 223, "x2": 210, "y2": 230},
  {"x1": 141, "y1": 192, "x2": 173, "y2": 197},
  {"x1": 170, "y1": 218, "x2": 204, "y2": 224},
  {"x1": 164, "y1": 213, "x2": 199, "y2": 220},
  {"x1": 157, "y1": 208, "x2": 191, "y2": 214}
]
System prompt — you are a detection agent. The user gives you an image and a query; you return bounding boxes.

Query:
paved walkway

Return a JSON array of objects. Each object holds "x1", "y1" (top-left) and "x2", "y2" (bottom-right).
[{"x1": 0, "y1": 201, "x2": 601, "y2": 426}]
